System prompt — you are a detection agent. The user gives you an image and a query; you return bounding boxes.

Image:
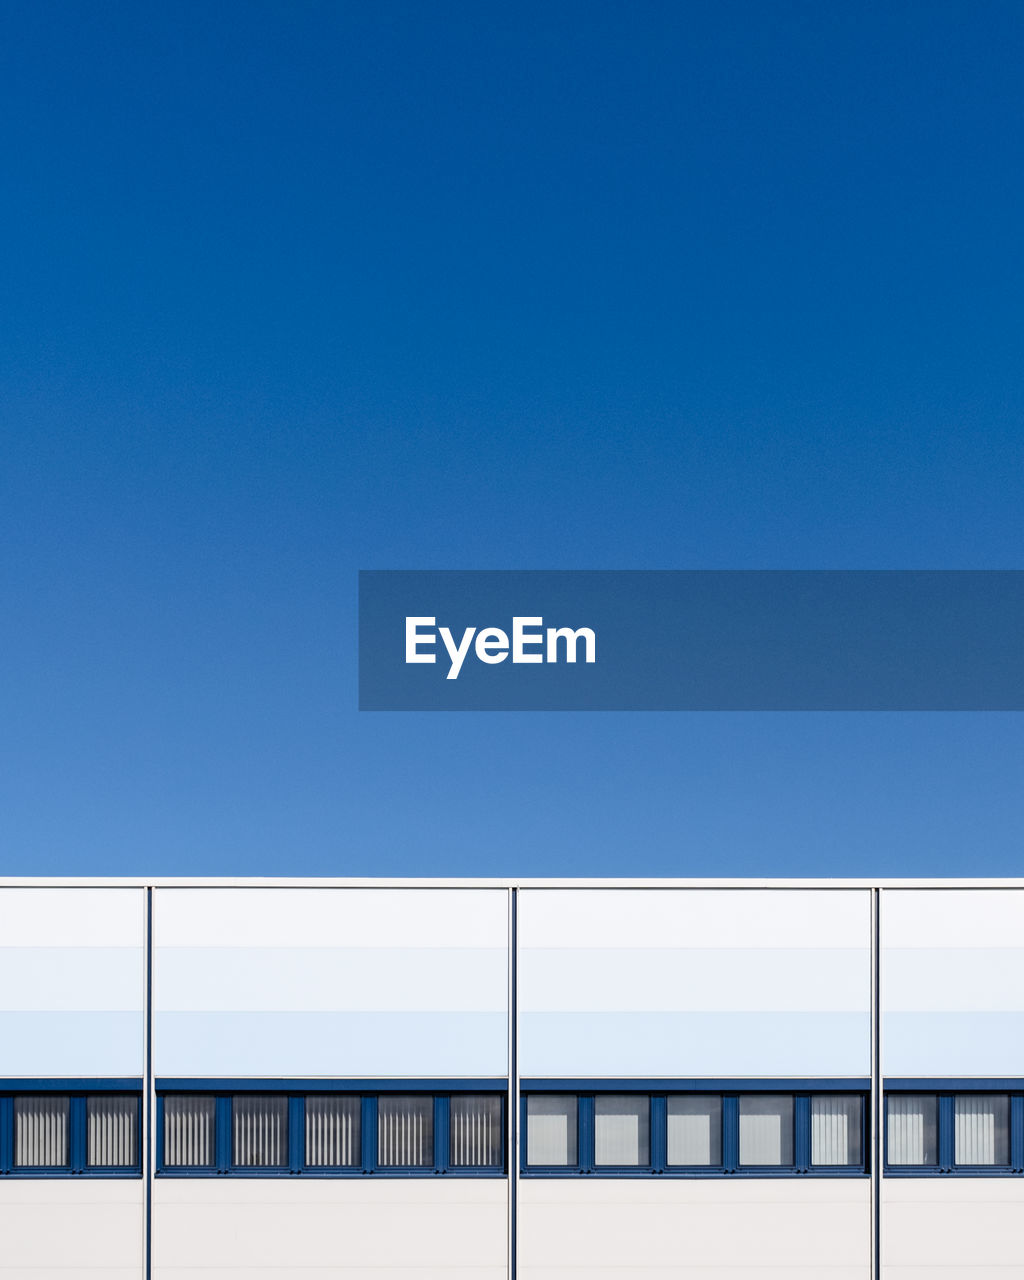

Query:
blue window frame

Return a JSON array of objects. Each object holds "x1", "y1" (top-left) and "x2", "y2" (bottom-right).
[
  {"x1": 0, "y1": 1087, "x2": 142, "y2": 1178},
  {"x1": 156, "y1": 1085, "x2": 506, "y2": 1177},
  {"x1": 884, "y1": 1088, "x2": 1024, "y2": 1176},
  {"x1": 521, "y1": 1084, "x2": 868, "y2": 1178}
]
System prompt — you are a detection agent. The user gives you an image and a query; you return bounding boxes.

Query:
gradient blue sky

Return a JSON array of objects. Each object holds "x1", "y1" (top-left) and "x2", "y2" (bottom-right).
[{"x1": 2, "y1": 1, "x2": 1022, "y2": 877}]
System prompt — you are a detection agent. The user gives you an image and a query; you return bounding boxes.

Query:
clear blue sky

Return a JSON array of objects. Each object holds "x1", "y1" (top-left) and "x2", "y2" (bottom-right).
[{"x1": 2, "y1": 1, "x2": 1022, "y2": 877}]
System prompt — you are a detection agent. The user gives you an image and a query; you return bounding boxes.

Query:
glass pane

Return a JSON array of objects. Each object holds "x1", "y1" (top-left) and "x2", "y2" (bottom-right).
[
  {"x1": 305, "y1": 1095, "x2": 360, "y2": 1167},
  {"x1": 594, "y1": 1095, "x2": 649, "y2": 1166},
  {"x1": 526, "y1": 1095, "x2": 577, "y2": 1166},
  {"x1": 164, "y1": 1095, "x2": 216, "y2": 1167},
  {"x1": 378, "y1": 1096, "x2": 433, "y2": 1167},
  {"x1": 811, "y1": 1095, "x2": 863, "y2": 1166},
  {"x1": 667, "y1": 1095, "x2": 722, "y2": 1166},
  {"x1": 450, "y1": 1094, "x2": 502, "y2": 1168},
  {"x1": 15, "y1": 1096, "x2": 69, "y2": 1167},
  {"x1": 87, "y1": 1096, "x2": 137, "y2": 1167},
  {"x1": 887, "y1": 1094, "x2": 938, "y2": 1165},
  {"x1": 233, "y1": 1095, "x2": 288, "y2": 1167},
  {"x1": 955, "y1": 1094, "x2": 1009, "y2": 1166},
  {"x1": 739, "y1": 1095, "x2": 794, "y2": 1166}
]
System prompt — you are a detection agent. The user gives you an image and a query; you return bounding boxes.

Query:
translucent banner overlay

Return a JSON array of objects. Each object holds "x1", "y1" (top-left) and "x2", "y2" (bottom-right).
[{"x1": 358, "y1": 571, "x2": 1024, "y2": 711}]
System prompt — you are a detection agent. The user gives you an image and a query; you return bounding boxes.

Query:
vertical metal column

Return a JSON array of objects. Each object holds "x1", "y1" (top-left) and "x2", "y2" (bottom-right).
[
  {"x1": 871, "y1": 885, "x2": 882, "y2": 1280},
  {"x1": 508, "y1": 885, "x2": 519, "y2": 1280},
  {"x1": 144, "y1": 886, "x2": 154, "y2": 1280}
]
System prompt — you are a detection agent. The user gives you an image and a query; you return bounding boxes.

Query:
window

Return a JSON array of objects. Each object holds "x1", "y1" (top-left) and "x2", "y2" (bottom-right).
[
  {"x1": 522, "y1": 1089, "x2": 866, "y2": 1177},
  {"x1": 667, "y1": 1094, "x2": 721, "y2": 1167},
  {"x1": 306, "y1": 1095, "x2": 360, "y2": 1168},
  {"x1": 378, "y1": 1095, "x2": 433, "y2": 1167},
  {"x1": 955, "y1": 1094, "x2": 1009, "y2": 1166},
  {"x1": 450, "y1": 1094, "x2": 503, "y2": 1168},
  {"x1": 526, "y1": 1095, "x2": 577, "y2": 1167},
  {"x1": 163, "y1": 1095, "x2": 215, "y2": 1168},
  {"x1": 885, "y1": 1091, "x2": 1019, "y2": 1174},
  {"x1": 739, "y1": 1095, "x2": 794, "y2": 1166},
  {"x1": 158, "y1": 1090, "x2": 505, "y2": 1177},
  {"x1": 811, "y1": 1094, "x2": 863, "y2": 1167},
  {"x1": 0, "y1": 1092, "x2": 141, "y2": 1177},
  {"x1": 594, "y1": 1095, "x2": 649, "y2": 1167},
  {"x1": 233, "y1": 1094, "x2": 288, "y2": 1168},
  {"x1": 887, "y1": 1094, "x2": 939, "y2": 1167},
  {"x1": 15, "y1": 1096, "x2": 68, "y2": 1169},
  {"x1": 87, "y1": 1095, "x2": 138, "y2": 1168}
]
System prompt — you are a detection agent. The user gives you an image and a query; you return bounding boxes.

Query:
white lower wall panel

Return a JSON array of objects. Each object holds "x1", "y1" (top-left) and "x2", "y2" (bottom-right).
[
  {"x1": 153, "y1": 1177, "x2": 507, "y2": 1279},
  {"x1": 0, "y1": 1179, "x2": 143, "y2": 1277},
  {"x1": 518, "y1": 1178, "x2": 870, "y2": 1279},
  {"x1": 883, "y1": 1177, "x2": 1024, "y2": 1276}
]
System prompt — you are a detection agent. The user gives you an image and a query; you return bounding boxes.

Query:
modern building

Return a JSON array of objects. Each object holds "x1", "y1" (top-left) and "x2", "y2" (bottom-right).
[{"x1": 1, "y1": 877, "x2": 1022, "y2": 1279}]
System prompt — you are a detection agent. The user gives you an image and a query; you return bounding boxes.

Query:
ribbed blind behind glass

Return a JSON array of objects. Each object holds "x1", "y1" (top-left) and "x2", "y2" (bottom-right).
[
  {"x1": 377, "y1": 1096, "x2": 433, "y2": 1167},
  {"x1": 87, "y1": 1096, "x2": 137, "y2": 1167},
  {"x1": 305, "y1": 1095, "x2": 360, "y2": 1167},
  {"x1": 738, "y1": 1095, "x2": 794, "y2": 1166},
  {"x1": 594, "y1": 1095, "x2": 649, "y2": 1166},
  {"x1": 667, "y1": 1095, "x2": 722, "y2": 1166},
  {"x1": 811, "y1": 1095, "x2": 862, "y2": 1166},
  {"x1": 164, "y1": 1095, "x2": 215, "y2": 1167},
  {"x1": 450, "y1": 1094, "x2": 502, "y2": 1167},
  {"x1": 14, "y1": 1096, "x2": 69, "y2": 1167},
  {"x1": 955, "y1": 1094, "x2": 1009, "y2": 1166},
  {"x1": 887, "y1": 1094, "x2": 938, "y2": 1165},
  {"x1": 233, "y1": 1095, "x2": 288, "y2": 1167},
  {"x1": 526, "y1": 1095, "x2": 576, "y2": 1166}
]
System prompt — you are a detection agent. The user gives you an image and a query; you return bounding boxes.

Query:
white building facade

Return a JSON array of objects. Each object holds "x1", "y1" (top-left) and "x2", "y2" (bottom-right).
[{"x1": 0, "y1": 877, "x2": 1022, "y2": 1279}]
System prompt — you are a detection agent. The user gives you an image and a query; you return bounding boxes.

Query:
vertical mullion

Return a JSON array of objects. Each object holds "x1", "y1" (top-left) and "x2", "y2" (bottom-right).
[
  {"x1": 519, "y1": 1096, "x2": 528, "y2": 1173},
  {"x1": 1012, "y1": 1095, "x2": 1024, "y2": 1173},
  {"x1": 154, "y1": 1097, "x2": 164, "y2": 1173},
  {"x1": 70, "y1": 1096, "x2": 86, "y2": 1174},
  {"x1": 362, "y1": 1096, "x2": 377, "y2": 1173},
  {"x1": 578, "y1": 1096, "x2": 593, "y2": 1174},
  {"x1": 216, "y1": 1096, "x2": 231, "y2": 1173},
  {"x1": 650, "y1": 1095, "x2": 666, "y2": 1173},
  {"x1": 723, "y1": 1095, "x2": 739, "y2": 1172},
  {"x1": 795, "y1": 1095, "x2": 810, "y2": 1172},
  {"x1": 938, "y1": 1095, "x2": 955, "y2": 1171},
  {"x1": 289, "y1": 1096, "x2": 304, "y2": 1172},
  {"x1": 862, "y1": 1091, "x2": 870, "y2": 1176},
  {"x1": 435, "y1": 1096, "x2": 448, "y2": 1174},
  {"x1": 0, "y1": 1096, "x2": 11, "y2": 1174}
]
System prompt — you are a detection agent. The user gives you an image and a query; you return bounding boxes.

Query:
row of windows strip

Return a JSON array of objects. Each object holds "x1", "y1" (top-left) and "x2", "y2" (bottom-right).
[
  {"x1": 162, "y1": 1094, "x2": 504, "y2": 1170},
  {"x1": 525, "y1": 1093, "x2": 865, "y2": 1169}
]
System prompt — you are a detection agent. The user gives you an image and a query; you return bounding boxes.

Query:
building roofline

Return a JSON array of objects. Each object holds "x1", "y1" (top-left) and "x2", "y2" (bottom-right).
[{"x1": 2, "y1": 875, "x2": 1024, "y2": 890}]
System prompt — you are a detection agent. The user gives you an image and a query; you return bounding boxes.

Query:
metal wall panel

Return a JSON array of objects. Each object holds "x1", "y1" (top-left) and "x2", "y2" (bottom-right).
[
  {"x1": 153, "y1": 888, "x2": 508, "y2": 1076},
  {"x1": 519, "y1": 889, "x2": 872, "y2": 1077},
  {"x1": 0, "y1": 888, "x2": 144, "y2": 1077},
  {"x1": 882, "y1": 889, "x2": 1024, "y2": 1076}
]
